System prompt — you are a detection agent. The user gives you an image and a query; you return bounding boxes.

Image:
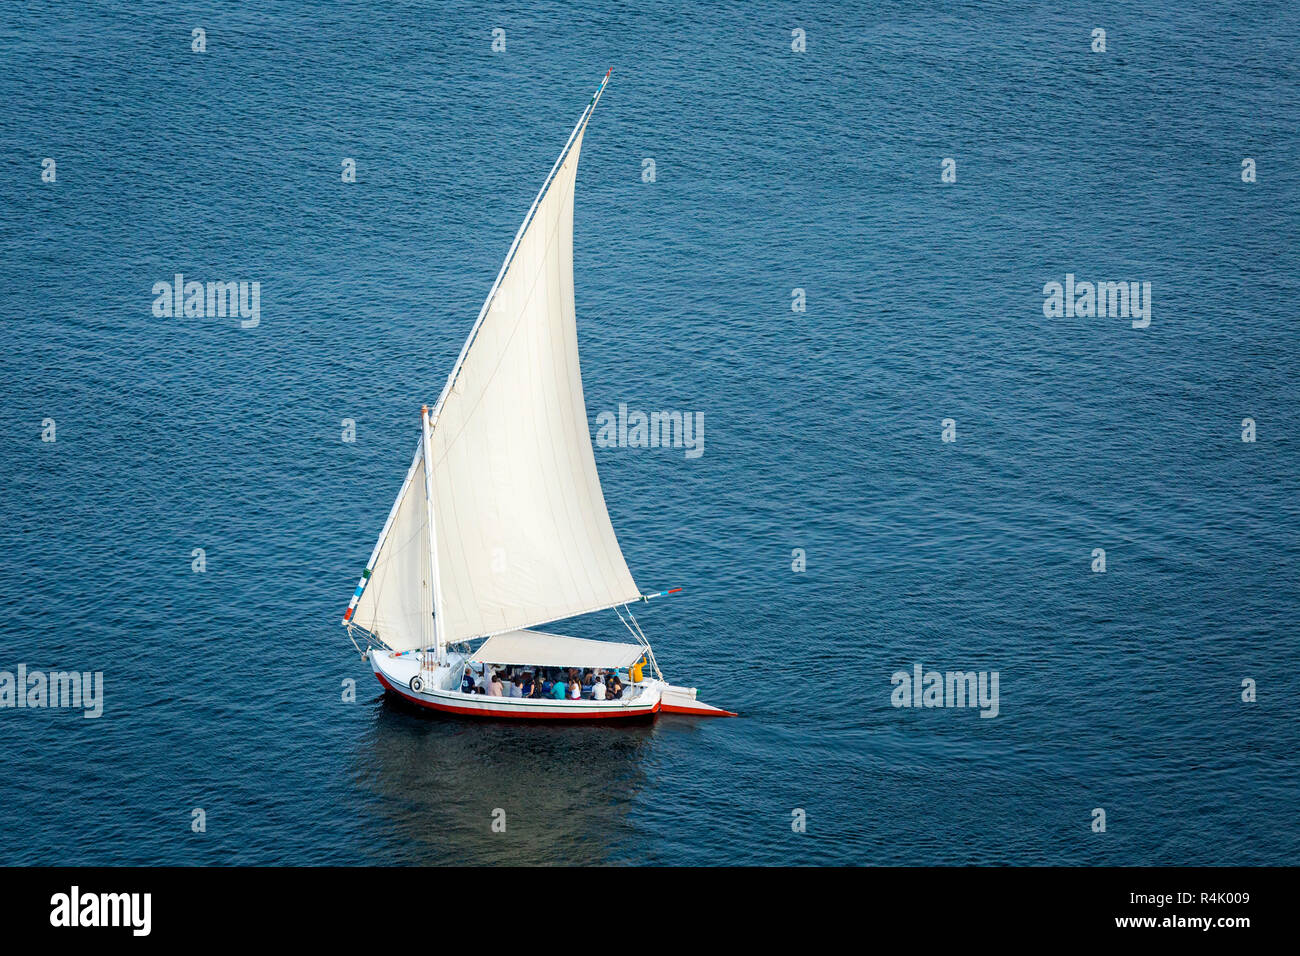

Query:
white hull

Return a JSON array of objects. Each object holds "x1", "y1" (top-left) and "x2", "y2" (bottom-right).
[
  {"x1": 370, "y1": 649, "x2": 663, "y2": 719},
  {"x1": 369, "y1": 649, "x2": 733, "y2": 720}
]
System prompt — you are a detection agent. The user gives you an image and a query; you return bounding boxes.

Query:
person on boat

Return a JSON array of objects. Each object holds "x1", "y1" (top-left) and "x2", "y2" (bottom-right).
[
  {"x1": 567, "y1": 678, "x2": 581, "y2": 700},
  {"x1": 509, "y1": 675, "x2": 524, "y2": 698},
  {"x1": 461, "y1": 669, "x2": 476, "y2": 694},
  {"x1": 551, "y1": 677, "x2": 568, "y2": 700},
  {"x1": 518, "y1": 673, "x2": 534, "y2": 698},
  {"x1": 500, "y1": 671, "x2": 514, "y2": 697},
  {"x1": 539, "y1": 675, "x2": 553, "y2": 698},
  {"x1": 591, "y1": 676, "x2": 606, "y2": 700},
  {"x1": 608, "y1": 675, "x2": 624, "y2": 699},
  {"x1": 630, "y1": 658, "x2": 645, "y2": 683},
  {"x1": 489, "y1": 671, "x2": 504, "y2": 697}
]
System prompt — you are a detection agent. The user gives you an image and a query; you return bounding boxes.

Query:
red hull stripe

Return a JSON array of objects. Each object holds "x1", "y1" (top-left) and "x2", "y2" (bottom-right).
[{"x1": 375, "y1": 671, "x2": 661, "y2": 719}]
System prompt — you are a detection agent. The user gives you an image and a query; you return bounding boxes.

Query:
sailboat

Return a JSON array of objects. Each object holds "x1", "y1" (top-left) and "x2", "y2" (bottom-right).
[{"x1": 341, "y1": 72, "x2": 734, "y2": 720}]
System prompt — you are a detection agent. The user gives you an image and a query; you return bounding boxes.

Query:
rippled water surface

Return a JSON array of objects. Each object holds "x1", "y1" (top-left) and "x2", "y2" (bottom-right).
[{"x1": 0, "y1": 1, "x2": 1297, "y2": 865}]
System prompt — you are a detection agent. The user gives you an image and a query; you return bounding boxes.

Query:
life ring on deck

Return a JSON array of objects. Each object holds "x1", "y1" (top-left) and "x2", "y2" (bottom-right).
[{"x1": 410, "y1": 675, "x2": 424, "y2": 693}]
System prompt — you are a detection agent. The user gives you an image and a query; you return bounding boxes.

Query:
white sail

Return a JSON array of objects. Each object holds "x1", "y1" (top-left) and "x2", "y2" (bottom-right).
[
  {"x1": 426, "y1": 103, "x2": 640, "y2": 646},
  {"x1": 344, "y1": 76, "x2": 637, "y2": 651},
  {"x1": 349, "y1": 449, "x2": 433, "y2": 651}
]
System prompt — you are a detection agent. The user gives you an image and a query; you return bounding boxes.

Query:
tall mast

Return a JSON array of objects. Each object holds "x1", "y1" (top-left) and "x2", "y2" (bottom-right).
[{"x1": 420, "y1": 404, "x2": 445, "y2": 661}]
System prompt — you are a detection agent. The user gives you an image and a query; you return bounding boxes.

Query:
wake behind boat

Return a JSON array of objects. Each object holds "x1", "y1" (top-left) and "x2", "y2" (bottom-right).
[{"x1": 341, "y1": 72, "x2": 733, "y2": 720}]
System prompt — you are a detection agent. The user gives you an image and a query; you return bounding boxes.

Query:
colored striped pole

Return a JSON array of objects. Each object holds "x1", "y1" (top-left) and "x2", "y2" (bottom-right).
[
  {"x1": 342, "y1": 567, "x2": 371, "y2": 623},
  {"x1": 639, "y1": 587, "x2": 683, "y2": 602}
]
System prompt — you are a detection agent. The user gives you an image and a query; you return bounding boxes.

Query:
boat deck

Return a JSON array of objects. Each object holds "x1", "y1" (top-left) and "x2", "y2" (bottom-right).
[{"x1": 369, "y1": 647, "x2": 734, "y2": 719}]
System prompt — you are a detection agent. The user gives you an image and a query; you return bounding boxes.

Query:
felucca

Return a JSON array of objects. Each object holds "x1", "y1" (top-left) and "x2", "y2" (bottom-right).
[{"x1": 341, "y1": 72, "x2": 733, "y2": 720}]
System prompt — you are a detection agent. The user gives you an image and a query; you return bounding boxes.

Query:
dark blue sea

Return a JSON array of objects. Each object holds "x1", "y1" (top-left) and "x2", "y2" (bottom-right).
[{"x1": 1, "y1": 1, "x2": 1296, "y2": 865}]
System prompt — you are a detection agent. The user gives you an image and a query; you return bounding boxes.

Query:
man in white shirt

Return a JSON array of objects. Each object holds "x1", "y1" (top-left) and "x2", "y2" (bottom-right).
[{"x1": 591, "y1": 678, "x2": 606, "y2": 700}]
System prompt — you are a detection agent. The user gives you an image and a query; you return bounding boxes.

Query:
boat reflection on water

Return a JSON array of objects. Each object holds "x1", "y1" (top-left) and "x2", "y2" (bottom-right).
[{"x1": 352, "y1": 694, "x2": 660, "y2": 865}]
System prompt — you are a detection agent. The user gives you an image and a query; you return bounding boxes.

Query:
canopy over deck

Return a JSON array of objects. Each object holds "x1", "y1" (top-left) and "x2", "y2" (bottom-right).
[{"x1": 471, "y1": 630, "x2": 644, "y2": 670}]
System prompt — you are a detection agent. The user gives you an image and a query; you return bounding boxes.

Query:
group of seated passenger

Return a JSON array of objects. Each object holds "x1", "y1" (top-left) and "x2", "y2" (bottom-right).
[{"x1": 460, "y1": 664, "x2": 629, "y2": 701}]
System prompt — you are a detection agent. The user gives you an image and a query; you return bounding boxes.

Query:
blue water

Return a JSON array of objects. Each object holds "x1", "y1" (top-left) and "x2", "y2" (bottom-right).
[{"x1": 1, "y1": 1, "x2": 1297, "y2": 865}]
